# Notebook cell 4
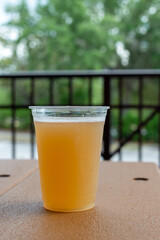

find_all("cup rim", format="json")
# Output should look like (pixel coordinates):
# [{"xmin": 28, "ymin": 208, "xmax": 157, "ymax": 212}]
[{"xmin": 29, "ymin": 106, "xmax": 110, "ymax": 112}]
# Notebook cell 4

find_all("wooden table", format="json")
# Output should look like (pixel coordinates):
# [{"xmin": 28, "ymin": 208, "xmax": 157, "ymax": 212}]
[{"xmin": 0, "ymin": 160, "xmax": 160, "ymax": 240}]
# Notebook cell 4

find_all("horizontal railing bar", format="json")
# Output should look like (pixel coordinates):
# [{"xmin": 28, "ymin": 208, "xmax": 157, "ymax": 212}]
[{"xmin": 0, "ymin": 69, "xmax": 160, "ymax": 78}]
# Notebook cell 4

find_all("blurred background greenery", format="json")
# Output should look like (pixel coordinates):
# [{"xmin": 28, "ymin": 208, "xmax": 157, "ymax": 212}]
[{"xmin": 0, "ymin": 0, "xmax": 160, "ymax": 143}]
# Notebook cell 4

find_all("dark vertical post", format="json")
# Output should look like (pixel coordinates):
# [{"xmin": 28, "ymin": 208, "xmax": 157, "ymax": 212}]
[
  {"xmin": 30, "ymin": 78, "xmax": 35, "ymax": 159},
  {"xmin": 11, "ymin": 77, "xmax": 16, "ymax": 158},
  {"xmin": 138, "ymin": 77, "xmax": 143, "ymax": 161},
  {"xmin": 88, "ymin": 77, "xmax": 92, "ymax": 106},
  {"xmin": 103, "ymin": 76, "xmax": 111, "ymax": 160},
  {"xmin": 49, "ymin": 77, "xmax": 54, "ymax": 105},
  {"xmin": 158, "ymin": 78, "xmax": 160, "ymax": 167},
  {"xmin": 118, "ymin": 77, "xmax": 123, "ymax": 161},
  {"xmin": 68, "ymin": 77, "xmax": 73, "ymax": 105}
]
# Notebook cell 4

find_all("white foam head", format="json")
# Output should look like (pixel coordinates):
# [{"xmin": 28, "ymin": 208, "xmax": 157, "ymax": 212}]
[{"xmin": 34, "ymin": 116, "xmax": 105, "ymax": 123}]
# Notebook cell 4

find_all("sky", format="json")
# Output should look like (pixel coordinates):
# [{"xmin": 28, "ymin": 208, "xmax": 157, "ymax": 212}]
[
  {"xmin": 0, "ymin": 0, "xmax": 37, "ymax": 24},
  {"xmin": 0, "ymin": 0, "xmax": 37, "ymax": 60}
]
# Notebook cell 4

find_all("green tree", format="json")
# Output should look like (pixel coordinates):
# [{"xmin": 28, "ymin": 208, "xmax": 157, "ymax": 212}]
[
  {"xmin": 1, "ymin": 0, "xmax": 122, "ymax": 70},
  {"xmin": 1, "ymin": 0, "xmax": 160, "ymax": 70},
  {"xmin": 120, "ymin": 0, "xmax": 160, "ymax": 68}
]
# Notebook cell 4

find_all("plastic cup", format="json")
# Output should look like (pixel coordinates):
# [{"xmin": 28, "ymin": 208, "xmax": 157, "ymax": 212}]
[{"xmin": 29, "ymin": 106, "xmax": 109, "ymax": 212}]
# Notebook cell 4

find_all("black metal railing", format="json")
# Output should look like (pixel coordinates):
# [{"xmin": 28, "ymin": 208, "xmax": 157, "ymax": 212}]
[{"xmin": 0, "ymin": 69, "xmax": 160, "ymax": 164}]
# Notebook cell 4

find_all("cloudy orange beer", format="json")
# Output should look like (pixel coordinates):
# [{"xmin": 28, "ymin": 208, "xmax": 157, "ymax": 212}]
[{"xmin": 30, "ymin": 106, "xmax": 109, "ymax": 212}]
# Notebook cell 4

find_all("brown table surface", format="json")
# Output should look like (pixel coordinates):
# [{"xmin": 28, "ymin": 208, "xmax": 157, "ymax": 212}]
[{"xmin": 0, "ymin": 160, "xmax": 160, "ymax": 240}]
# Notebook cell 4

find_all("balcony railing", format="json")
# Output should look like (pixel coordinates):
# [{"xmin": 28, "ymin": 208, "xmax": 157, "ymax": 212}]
[{"xmin": 0, "ymin": 69, "xmax": 160, "ymax": 164}]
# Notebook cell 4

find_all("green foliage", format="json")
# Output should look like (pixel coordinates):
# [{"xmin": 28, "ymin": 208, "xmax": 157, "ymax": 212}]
[
  {"xmin": 0, "ymin": 0, "xmax": 122, "ymax": 70},
  {"xmin": 0, "ymin": 80, "xmax": 11, "ymax": 105},
  {"xmin": 0, "ymin": 108, "xmax": 30, "ymax": 130},
  {"xmin": 0, "ymin": 109, "xmax": 12, "ymax": 128},
  {"xmin": 111, "ymin": 109, "xmax": 159, "ymax": 142},
  {"xmin": 34, "ymin": 80, "xmax": 50, "ymax": 105},
  {"xmin": 15, "ymin": 109, "xmax": 31, "ymax": 130},
  {"xmin": 1, "ymin": 0, "xmax": 160, "ymax": 70}
]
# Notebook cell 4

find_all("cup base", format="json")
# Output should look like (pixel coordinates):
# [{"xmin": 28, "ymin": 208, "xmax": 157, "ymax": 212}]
[{"xmin": 43, "ymin": 202, "xmax": 95, "ymax": 212}]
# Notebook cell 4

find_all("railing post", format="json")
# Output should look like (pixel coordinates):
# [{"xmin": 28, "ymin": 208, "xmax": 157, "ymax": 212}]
[
  {"xmin": 103, "ymin": 76, "xmax": 111, "ymax": 160},
  {"xmin": 118, "ymin": 77, "xmax": 123, "ymax": 161},
  {"xmin": 49, "ymin": 77, "xmax": 54, "ymax": 105},
  {"xmin": 11, "ymin": 77, "xmax": 16, "ymax": 158},
  {"xmin": 158, "ymin": 77, "xmax": 160, "ymax": 167},
  {"xmin": 138, "ymin": 77, "xmax": 143, "ymax": 161},
  {"xmin": 68, "ymin": 77, "xmax": 73, "ymax": 105},
  {"xmin": 30, "ymin": 77, "xmax": 35, "ymax": 159}
]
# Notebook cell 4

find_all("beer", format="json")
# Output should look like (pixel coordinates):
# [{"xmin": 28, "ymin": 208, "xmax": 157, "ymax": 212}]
[{"xmin": 35, "ymin": 119, "xmax": 104, "ymax": 212}]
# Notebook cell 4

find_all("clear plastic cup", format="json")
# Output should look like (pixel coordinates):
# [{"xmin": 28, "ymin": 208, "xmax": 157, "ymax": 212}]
[{"xmin": 29, "ymin": 106, "xmax": 109, "ymax": 212}]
